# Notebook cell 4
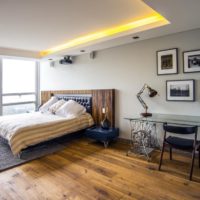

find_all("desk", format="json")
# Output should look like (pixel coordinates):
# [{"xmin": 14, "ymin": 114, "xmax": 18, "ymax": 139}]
[{"xmin": 125, "ymin": 114, "xmax": 200, "ymax": 160}]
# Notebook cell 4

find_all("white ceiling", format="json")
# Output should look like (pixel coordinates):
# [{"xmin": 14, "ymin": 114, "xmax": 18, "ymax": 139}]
[{"xmin": 0, "ymin": 0, "xmax": 200, "ymax": 58}]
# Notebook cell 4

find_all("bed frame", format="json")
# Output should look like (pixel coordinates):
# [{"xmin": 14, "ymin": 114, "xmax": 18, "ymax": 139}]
[
  {"xmin": 0, "ymin": 90, "xmax": 115, "ymax": 157},
  {"xmin": 0, "ymin": 94, "xmax": 93, "ymax": 145}
]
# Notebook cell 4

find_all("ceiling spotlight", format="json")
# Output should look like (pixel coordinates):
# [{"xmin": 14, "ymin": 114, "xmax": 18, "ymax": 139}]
[
  {"xmin": 80, "ymin": 50, "xmax": 85, "ymax": 52},
  {"xmin": 132, "ymin": 36, "xmax": 140, "ymax": 40}
]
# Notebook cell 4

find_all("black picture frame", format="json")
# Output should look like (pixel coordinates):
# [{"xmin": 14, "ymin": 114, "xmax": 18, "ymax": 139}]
[
  {"xmin": 157, "ymin": 48, "xmax": 178, "ymax": 75},
  {"xmin": 166, "ymin": 79, "xmax": 195, "ymax": 101},
  {"xmin": 183, "ymin": 49, "xmax": 200, "ymax": 73}
]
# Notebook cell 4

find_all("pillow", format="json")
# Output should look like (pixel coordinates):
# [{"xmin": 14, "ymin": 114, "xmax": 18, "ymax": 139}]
[
  {"xmin": 48, "ymin": 99, "xmax": 66, "ymax": 114},
  {"xmin": 55, "ymin": 100, "xmax": 86, "ymax": 118},
  {"xmin": 39, "ymin": 96, "xmax": 58, "ymax": 113}
]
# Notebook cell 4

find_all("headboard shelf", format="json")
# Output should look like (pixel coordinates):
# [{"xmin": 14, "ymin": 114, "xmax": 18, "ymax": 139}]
[{"xmin": 41, "ymin": 89, "xmax": 115, "ymax": 127}]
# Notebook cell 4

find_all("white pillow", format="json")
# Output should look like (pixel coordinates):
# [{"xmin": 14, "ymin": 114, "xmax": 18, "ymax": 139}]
[
  {"xmin": 39, "ymin": 96, "xmax": 58, "ymax": 113},
  {"xmin": 56, "ymin": 100, "xmax": 86, "ymax": 118},
  {"xmin": 48, "ymin": 99, "xmax": 66, "ymax": 114}
]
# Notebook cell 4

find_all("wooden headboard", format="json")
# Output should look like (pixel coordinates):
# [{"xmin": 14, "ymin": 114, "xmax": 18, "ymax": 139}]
[{"xmin": 41, "ymin": 89, "xmax": 115, "ymax": 127}]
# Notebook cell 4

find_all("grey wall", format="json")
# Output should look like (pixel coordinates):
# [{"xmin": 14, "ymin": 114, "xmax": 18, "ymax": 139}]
[{"xmin": 40, "ymin": 29, "xmax": 200, "ymax": 139}]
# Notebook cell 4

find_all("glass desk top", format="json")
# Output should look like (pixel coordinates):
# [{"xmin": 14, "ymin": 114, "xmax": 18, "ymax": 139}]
[{"xmin": 125, "ymin": 113, "xmax": 200, "ymax": 127}]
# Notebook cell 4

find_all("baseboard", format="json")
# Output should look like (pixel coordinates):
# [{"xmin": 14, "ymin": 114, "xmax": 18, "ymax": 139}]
[{"xmin": 117, "ymin": 137, "xmax": 130, "ymax": 144}]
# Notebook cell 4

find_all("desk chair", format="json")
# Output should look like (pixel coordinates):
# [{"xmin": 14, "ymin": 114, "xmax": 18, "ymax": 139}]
[{"xmin": 158, "ymin": 123, "xmax": 199, "ymax": 180}]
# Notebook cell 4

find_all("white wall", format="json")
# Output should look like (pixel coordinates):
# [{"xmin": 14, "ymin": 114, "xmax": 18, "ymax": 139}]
[{"xmin": 40, "ymin": 29, "xmax": 200, "ymax": 139}]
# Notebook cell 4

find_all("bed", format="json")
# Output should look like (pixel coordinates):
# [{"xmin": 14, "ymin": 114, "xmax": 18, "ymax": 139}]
[{"xmin": 0, "ymin": 94, "xmax": 94, "ymax": 155}]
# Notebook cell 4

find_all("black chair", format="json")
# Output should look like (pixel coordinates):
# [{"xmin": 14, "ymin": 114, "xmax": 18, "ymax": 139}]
[{"xmin": 158, "ymin": 123, "xmax": 199, "ymax": 180}]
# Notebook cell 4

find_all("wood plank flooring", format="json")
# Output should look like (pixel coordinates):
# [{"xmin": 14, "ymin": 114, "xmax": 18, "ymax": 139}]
[{"xmin": 0, "ymin": 138, "xmax": 199, "ymax": 200}]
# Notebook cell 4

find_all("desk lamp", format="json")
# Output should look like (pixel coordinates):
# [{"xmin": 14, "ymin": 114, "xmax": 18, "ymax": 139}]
[{"xmin": 137, "ymin": 84, "xmax": 158, "ymax": 117}]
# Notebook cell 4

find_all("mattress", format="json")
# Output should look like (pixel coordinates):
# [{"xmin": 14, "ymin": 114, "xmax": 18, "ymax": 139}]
[{"xmin": 0, "ymin": 112, "xmax": 94, "ymax": 155}]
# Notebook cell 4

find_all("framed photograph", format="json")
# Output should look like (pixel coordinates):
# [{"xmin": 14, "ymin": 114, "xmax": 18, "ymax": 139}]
[
  {"xmin": 166, "ymin": 79, "xmax": 195, "ymax": 101},
  {"xmin": 183, "ymin": 49, "xmax": 200, "ymax": 73},
  {"xmin": 157, "ymin": 48, "xmax": 178, "ymax": 75}
]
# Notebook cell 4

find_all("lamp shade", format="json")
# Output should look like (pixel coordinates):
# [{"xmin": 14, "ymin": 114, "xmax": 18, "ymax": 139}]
[{"xmin": 148, "ymin": 87, "xmax": 157, "ymax": 97}]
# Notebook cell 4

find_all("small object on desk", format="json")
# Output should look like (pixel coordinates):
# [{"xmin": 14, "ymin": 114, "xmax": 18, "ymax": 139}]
[{"xmin": 85, "ymin": 126, "xmax": 119, "ymax": 148}]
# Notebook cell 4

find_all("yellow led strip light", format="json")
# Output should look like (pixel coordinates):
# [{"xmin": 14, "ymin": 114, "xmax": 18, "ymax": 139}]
[{"xmin": 40, "ymin": 13, "xmax": 169, "ymax": 57}]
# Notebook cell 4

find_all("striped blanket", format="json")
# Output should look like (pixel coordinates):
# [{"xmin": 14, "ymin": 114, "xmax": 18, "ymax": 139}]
[{"xmin": 0, "ymin": 112, "xmax": 94, "ymax": 155}]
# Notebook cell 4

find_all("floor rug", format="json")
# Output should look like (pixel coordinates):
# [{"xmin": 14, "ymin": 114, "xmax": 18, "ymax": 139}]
[{"xmin": 0, "ymin": 139, "xmax": 65, "ymax": 172}]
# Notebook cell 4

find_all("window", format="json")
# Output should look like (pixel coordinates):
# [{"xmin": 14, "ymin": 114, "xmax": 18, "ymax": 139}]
[{"xmin": 0, "ymin": 57, "xmax": 40, "ymax": 115}]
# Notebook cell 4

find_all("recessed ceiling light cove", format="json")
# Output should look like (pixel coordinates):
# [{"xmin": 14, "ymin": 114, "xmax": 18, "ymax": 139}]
[{"xmin": 40, "ymin": 13, "xmax": 169, "ymax": 57}]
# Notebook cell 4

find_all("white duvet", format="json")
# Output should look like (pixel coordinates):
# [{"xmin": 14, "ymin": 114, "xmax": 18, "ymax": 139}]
[{"xmin": 0, "ymin": 112, "xmax": 94, "ymax": 155}]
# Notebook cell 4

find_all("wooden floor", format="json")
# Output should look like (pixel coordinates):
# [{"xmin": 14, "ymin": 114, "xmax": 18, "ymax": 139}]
[{"xmin": 0, "ymin": 138, "xmax": 199, "ymax": 200}]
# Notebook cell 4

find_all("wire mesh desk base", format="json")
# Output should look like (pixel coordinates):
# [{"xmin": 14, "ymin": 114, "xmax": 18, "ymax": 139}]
[
  {"xmin": 126, "ymin": 119, "xmax": 158, "ymax": 161},
  {"xmin": 125, "ymin": 113, "xmax": 200, "ymax": 160}
]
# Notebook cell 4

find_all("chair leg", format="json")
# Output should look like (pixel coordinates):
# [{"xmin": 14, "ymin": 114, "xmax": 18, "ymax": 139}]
[
  {"xmin": 169, "ymin": 147, "xmax": 172, "ymax": 160},
  {"xmin": 199, "ymin": 149, "xmax": 200, "ymax": 168},
  {"xmin": 158, "ymin": 142, "xmax": 165, "ymax": 171},
  {"xmin": 189, "ymin": 149, "xmax": 196, "ymax": 181}
]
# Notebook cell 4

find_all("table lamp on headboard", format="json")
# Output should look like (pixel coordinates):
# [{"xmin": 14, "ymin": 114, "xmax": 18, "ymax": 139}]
[{"xmin": 137, "ymin": 84, "xmax": 158, "ymax": 117}]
